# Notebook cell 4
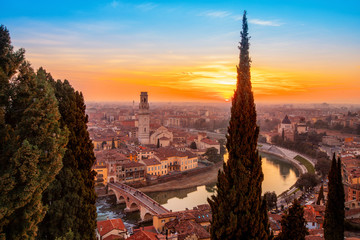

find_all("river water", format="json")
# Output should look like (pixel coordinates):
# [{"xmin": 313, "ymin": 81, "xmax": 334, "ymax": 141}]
[{"xmin": 96, "ymin": 152, "xmax": 299, "ymax": 223}]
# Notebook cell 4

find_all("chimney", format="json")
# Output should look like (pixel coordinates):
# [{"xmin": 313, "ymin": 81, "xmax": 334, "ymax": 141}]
[{"xmin": 107, "ymin": 216, "xmax": 109, "ymax": 220}]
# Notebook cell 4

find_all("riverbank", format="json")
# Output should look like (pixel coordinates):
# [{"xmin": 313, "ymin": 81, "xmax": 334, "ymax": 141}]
[
  {"xmin": 138, "ymin": 161, "xmax": 223, "ymax": 193},
  {"xmin": 258, "ymin": 143, "xmax": 316, "ymax": 175},
  {"xmin": 97, "ymin": 143, "xmax": 310, "ymax": 196}
]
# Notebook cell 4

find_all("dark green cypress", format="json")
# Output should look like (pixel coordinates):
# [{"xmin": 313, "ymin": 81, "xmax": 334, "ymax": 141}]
[
  {"xmin": 316, "ymin": 184, "xmax": 324, "ymax": 205},
  {"xmin": 337, "ymin": 157, "xmax": 345, "ymax": 236},
  {"xmin": 276, "ymin": 199, "xmax": 308, "ymax": 240},
  {"xmin": 208, "ymin": 11, "xmax": 270, "ymax": 239},
  {"xmin": 38, "ymin": 72, "xmax": 97, "ymax": 240},
  {"xmin": 0, "ymin": 27, "xmax": 67, "ymax": 239},
  {"xmin": 324, "ymin": 154, "xmax": 344, "ymax": 240}
]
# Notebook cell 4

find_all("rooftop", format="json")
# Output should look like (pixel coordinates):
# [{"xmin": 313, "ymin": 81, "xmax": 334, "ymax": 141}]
[{"xmin": 97, "ymin": 218, "xmax": 126, "ymax": 236}]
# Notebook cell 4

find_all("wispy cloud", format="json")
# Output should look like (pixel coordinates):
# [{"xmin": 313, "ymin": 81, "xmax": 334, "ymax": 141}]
[
  {"xmin": 136, "ymin": 3, "xmax": 157, "ymax": 12},
  {"xmin": 249, "ymin": 19, "xmax": 282, "ymax": 27},
  {"xmin": 201, "ymin": 11, "xmax": 231, "ymax": 18}
]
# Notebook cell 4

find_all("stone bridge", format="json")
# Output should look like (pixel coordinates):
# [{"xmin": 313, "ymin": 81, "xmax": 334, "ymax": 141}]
[{"xmin": 108, "ymin": 182, "xmax": 169, "ymax": 221}]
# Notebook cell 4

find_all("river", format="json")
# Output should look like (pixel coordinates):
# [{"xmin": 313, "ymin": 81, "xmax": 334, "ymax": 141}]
[{"xmin": 96, "ymin": 152, "xmax": 299, "ymax": 222}]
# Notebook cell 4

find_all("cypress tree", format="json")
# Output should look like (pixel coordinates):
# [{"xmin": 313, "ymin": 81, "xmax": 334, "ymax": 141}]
[
  {"xmin": 208, "ymin": 11, "xmax": 270, "ymax": 239},
  {"xmin": 276, "ymin": 199, "xmax": 308, "ymax": 240},
  {"xmin": 337, "ymin": 157, "xmax": 345, "ymax": 235},
  {"xmin": 38, "ymin": 72, "xmax": 97, "ymax": 240},
  {"xmin": 316, "ymin": 184, "xmax": 324, "ymax": 205},
  {"xmin": 324, "ymin": 154, "xmax": 344, "ymax": 239},
  {"xmin": 0, "ymin": 26, "xmax": 67, "ymax": 239},
  {"xmin": 112, "ymin": 138, "xmax": 116, "ymax": 149}
]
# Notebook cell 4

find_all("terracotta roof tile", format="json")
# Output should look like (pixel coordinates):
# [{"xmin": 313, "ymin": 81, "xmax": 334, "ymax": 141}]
[
  {"xmin": 97, "ymin": 218, "xmax": 126, "ymax": 236},
  {"xmin": 127, "ymin": 230, "xmax": 158, "ymax": 240},
  {"xmin": 142, "ymin": 158, "xmax": 161, "ymax": 166}
]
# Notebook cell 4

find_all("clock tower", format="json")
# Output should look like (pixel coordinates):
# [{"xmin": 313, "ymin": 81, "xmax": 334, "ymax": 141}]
[{"xmin": 138, "ymin": 92, "xmax": 150, "ymax": 144}]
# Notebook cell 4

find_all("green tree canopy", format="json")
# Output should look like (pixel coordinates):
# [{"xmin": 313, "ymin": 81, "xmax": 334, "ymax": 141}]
[
  {"xmin": 0, "ymin": 25, "xmax": 67, "ymax": 239},
  {"xmin": 38, "ymin": 74, "xmax": 97, "ymax": 240},
  {"xmin": 295, "ymin": 173, "xmax": 319, "ymax": 192}
]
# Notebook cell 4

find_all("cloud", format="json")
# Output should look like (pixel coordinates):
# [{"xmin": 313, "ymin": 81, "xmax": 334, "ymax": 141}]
[
  {"xmin": 201, "ymin": 11, "xmax": 231, "ymax": 18},
  {"xmin": 249, "ymin": 19, "xmax": 282, "ymax": 27},
  {"xmin": 136, "ymin": 3, "xmax": 157, "ymax": 11}
]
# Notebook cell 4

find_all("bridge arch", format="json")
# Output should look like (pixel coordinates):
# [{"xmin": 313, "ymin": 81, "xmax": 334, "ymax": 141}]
[
  {"xmin": 143, "ymin": 213, "xmax": 152, "ymax": 221},
  {"xmin": 107, "ymin": 182, "xmax": 170, "ymax": 221},
  {"xmin": 129, "ymin": 202, "xmax": 139, "ymax": 211}
]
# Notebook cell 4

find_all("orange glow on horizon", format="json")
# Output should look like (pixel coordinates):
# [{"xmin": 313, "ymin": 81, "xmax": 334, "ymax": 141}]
[{"xmin": 26, "ymin": 50, "xmax": 360, "ymax": 104}]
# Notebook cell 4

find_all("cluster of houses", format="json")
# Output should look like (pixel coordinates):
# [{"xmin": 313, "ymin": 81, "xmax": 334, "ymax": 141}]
[
  {"xmin": 90, "ymin": 92, "xmax": 222, "ymax": 186},
  {"xmin": 96, "ymin": 204, "xmax": 212, "ymax": 240},
  {"xmin": 96, "ymin": 200, "xmax": 360, "ymax": 240}
]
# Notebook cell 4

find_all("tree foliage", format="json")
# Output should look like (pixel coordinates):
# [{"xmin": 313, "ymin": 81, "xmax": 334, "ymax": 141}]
[
  {"xmin": 276, "ymin": 199, "xmax": 308, "ymax": 240},
  {"xmin": 317, "ymin": 184, "xmax": 324, "ymax": 205},
  {"xmin": 204, "ymin": 147, "xmax": 222, "ymax": 163},
  {"xmin": 315, "ymin": 158, "xmax": 331, "ymax": 179},
  {"xmin": 264, "ymin": 191, "xmax": 277, "ymax": 210},
  {"xmin": 295, "ymin": 173, "xmax": 319, "ymax": 192},
  {"xmin": 271, "ymin": 135, "xmax": 328, "ymax": 160},
  {"xmin": 0, "ymin": 25, "xmax": 67, "ymax": 239},
  {"xmin": 37, "ymin": 71, "xmax": 97, "ymax": 239},
  {"xmin": 324, "ymin": 154, "xmax": 345, "ymax": 240},
  {"xmin": 208, "ymin": 11, "xmax": 271, "ymax": 240}
]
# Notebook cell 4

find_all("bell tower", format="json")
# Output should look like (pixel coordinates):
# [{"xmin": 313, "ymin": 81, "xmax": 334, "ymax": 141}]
[{"xmin": 138, "ymin": 92, "xmax": 150, "ymax": 144}]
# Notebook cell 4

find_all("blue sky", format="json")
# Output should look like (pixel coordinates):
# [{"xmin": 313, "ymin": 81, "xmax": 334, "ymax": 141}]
[{"xmin": 1, "ymin": 0, "xmax": 359, "ymax": 102}]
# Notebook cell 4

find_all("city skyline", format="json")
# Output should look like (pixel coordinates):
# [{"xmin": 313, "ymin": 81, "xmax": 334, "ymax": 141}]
[{"xmin": 2, "ymin": 0, "xmax": 359, "ymax": 103}]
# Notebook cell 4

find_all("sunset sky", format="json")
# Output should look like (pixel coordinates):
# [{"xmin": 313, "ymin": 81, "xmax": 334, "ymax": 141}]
[{"xmin": 2, "ymin": 0, "xmax": 359, "ymax": 103}]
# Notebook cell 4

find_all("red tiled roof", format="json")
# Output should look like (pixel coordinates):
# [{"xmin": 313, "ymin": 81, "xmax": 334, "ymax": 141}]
[
  {"xmin": 312, "ymin": 205, "xmax": 325, "ymax": 213},
  {"xmin": 268, "ymin": 213, "xmax": 282, "ymax": 222},
  {"xmin": 308, "ymin": 229, "xmax": 324, "ymax": 236},
  {"xmin": 103, "ymin": 234, "xmax": 123, "ymax": 240},
  {"xmin": 97, "ymin": 218, "xmax": 126, "ymax": 236},
  {"xmin": 166, "ymin": 219, "xmax": 210, "ymax": 240},
  {"xmin": 95, "ymin": 149, "xmax": 128, "ymax": 162},
  {"xmin": 142, "ymin": 158, "xmax": 161, "ymax": 166},
  {"xmin": 121, "ymin": 161, "xmax": 145, "ymax": 168},
  {"xmin": 304, "ymin": 206, "xmax": 316, "ymax": 222},
  {"xmin": 346, "ymin": 208, "xmax": 360, "ymax": 217},
  {"xmin": 154, "ymin": 147, "xmax": 197, "ymax": 160},
  {"xmin": 127, "ymin": 230, "xmax": 158, "ymax": 240},
  {"xmin": 200, "ymin": 138, "xmax": 218, "ymax": 145}
]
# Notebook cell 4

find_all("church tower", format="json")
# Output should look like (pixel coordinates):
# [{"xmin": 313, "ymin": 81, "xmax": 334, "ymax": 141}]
[{"xmin": 138, "ymin": 92, "xmax": 150, "ymax": 144}]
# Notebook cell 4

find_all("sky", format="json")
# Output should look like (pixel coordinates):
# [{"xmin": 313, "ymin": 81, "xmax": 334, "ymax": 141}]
[{"xmin": 1, "ymin": 0, "xmax": 359, "ymax": 103}]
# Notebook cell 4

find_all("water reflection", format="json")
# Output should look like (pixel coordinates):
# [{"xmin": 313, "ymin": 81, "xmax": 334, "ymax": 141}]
[
  {"xmin": 96, "ymin": 152, "xmax": 300, "ymax": 221},
  {"xmin": 149, "ymin": 152, "xmax": 299, "ymax": 211}
]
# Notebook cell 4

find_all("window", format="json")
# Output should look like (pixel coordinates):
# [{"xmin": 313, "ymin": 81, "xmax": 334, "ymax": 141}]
[{"xmin": 161, "ymin": 220, "xmax": 165, "ymax": 223}]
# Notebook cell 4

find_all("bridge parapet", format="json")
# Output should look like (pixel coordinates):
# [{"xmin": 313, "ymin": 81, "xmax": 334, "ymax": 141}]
[{"xmin": 108, "ymin": 182, "xmax": 169, "ymax": 221}]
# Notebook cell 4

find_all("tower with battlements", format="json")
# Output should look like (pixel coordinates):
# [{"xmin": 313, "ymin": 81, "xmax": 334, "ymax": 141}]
[{"xmin": 138, "ymin": 92, "xmax": 150, "ymax": 144}]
